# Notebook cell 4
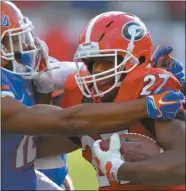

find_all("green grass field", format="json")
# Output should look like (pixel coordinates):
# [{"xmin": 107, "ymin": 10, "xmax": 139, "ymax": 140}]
[{"xmin": 67, "ymin": 149, "xmax": 98, "ymax": 190}]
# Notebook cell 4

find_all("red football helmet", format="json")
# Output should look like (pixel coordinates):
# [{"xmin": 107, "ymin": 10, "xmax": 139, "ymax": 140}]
[
  {"xmin": 1, "ymin": 1, "xmax": 46, "ymax": 78},
  {"xmin": 74, "ymin": 11, "xmax": 154, "ymax": 98}
]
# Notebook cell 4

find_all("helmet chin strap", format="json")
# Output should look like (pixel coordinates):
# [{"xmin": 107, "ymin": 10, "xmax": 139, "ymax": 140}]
[
  {"xmin": 91, "ymin": 87, "xmax": 101, "ymax": 103},
  {"xmin": 90, "ymin": 78, "xmax": 121, "ymax": 103}
]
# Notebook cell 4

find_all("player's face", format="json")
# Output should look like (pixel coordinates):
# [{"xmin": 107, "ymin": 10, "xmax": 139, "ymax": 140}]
[
  {"xmin": 92, "ymin": 57, "xmax": 114, "ymax": 75},
  {"xmin": 91, "ymin": 56, "xmax": 121, "ymax": 89},
  {"xmin": 3, "ymin": 35, "xmax": 31, "ymax": 55},
  {"xmin": 1, "ymin": 33, "xmax": 36, "ymax": 71},
  {"xmin": 91, "ymin": 57, "xmax": 115, "ymax": 90}
]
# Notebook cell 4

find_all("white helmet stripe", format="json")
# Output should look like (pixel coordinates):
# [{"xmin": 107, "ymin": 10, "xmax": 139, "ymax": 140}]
[
  {"xmin": 85, "ymin": 12, "xmax": 105, "ymax": 43},
  {"xmin": 85, "ymin": 11, "xmax": 124, "ymax": 43}
]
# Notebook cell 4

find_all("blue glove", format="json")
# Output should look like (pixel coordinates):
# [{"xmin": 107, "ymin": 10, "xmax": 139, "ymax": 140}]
[
  {"xmin": 153, "ymin": 46, "xmax": 185, "ymax": 85},
  {"xmin": 146, "ymin": 89, "xmax": 184, "ymax": 120}
]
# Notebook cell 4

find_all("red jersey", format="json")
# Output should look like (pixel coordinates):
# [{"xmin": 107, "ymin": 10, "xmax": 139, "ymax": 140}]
[{"xmin": 62, "ymin": 67, "xmax": 183, "ymax": 190}]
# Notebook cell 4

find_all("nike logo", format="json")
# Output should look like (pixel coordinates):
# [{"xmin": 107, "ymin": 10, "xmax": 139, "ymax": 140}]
[{"xmin": 159, "ymin": 98, "xmax": 178, "ymax": 105}]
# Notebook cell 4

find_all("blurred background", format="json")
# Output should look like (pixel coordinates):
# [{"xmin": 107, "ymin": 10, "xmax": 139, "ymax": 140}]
[
  {"xmin": 14, "ymin": 1, "xmax": 185, "ymax": 69},
  {"xmin": 13, "ymin": 1, "xmax": 185, "ymax": 190}
]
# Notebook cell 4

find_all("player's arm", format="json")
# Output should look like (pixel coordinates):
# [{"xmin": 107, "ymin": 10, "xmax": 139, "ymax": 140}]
[
  {"xmin": 33, "ymin": 88, "xmax": 52, "ymax": 105},
  {"xmin": 93, "ymin": 71, "xmax": 184, "ymax": 186},
  {"xmin": 36, "ymin": 91, "xmax": 81, "ymax": 158},
  {"xmin": 36, "ymin": 136, "xmax": 81, "ymax": 158},
  {"xmin": 117, "ymin": 117, "xmax": 185, "ymax": 186},
  {"xmin": 2, "ymin": 95, "xmax": 148, "ymax": 135},
  {"xmin": 115, "ymin": 72, "xmax": 185, "ymax": 186}
]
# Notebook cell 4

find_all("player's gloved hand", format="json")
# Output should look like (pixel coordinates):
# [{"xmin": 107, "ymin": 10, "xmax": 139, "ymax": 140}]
[
  {"xmin": 153, "ymin": 46, "xmax": 185, "ymax": 85},
  {"xmin": 93, "ymin": 133, "xmax": 124, "ymax": 182},
  {"xmin": 35, "ymin": 37, "xmax": 49, "ymax": 65},
  {"xmin": 146, "ymin": 89, "xmax": 184, "ymax": 120},
  {"xmin": 32, "ymin": 38, "xmax": 54, "ymax": 94},
  {"xmin": 32, "ymin": 70, "xmax": 54, "ymax": 94}
]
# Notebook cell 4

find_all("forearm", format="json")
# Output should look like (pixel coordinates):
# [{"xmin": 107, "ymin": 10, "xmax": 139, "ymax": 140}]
[
  {"xmin": 118, "ymin": 150, "xmax": 185, "ymax": 186},
  {"xmin": 67, "ymin": 98, "xmax": 147, "ymax": 134},
  {"xmin": 117, "ymin": 118, "xmax": 185, "ymax": 186},
  {"xmin": 3, "ymin": 97, "xmax": 147, "ymax": 135},
  {"xmin": 34, "ymin": 90, "xmax": 52, "ymax": 104},
  {"xmin": 28, "ymin": 98, "xmax": 146, "ymax": 135},
  {"xmin": 36, "ymin": 136, "xmax": 80, "ymax": 158}
]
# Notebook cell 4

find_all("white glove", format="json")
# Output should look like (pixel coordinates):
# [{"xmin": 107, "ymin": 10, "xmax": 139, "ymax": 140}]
[
  {"xmin": 32, "ymin": 70, "xmax": 54, "ymax": 94},
  {"xmin": 93, "ymin": 133, "xmax": 125, "ymax": 182},
  {"xmin": 34, "ymin": 37, "xmax": 49, "ymax": 63},
  {"xmin": 32, "ymin": 38, "xmax": 54, "ymax": 94}
]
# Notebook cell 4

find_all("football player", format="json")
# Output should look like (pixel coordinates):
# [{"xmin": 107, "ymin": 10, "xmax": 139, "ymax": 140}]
[
  {"xmin": 37, "ymin": 58, "xmax": 74, "ymax": 190},
  {"xmin": 58, "ymin": 11, "xmax": 185, "ymax": 190},
  {"xmin": 2, "ymin": 3, "xmax": 181, "ymax": 190}
]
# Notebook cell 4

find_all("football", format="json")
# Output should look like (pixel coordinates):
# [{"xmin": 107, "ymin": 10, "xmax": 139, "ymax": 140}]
[{"xmin": 100, "ymin": 133, "xmax": 162, "ymax": 162}]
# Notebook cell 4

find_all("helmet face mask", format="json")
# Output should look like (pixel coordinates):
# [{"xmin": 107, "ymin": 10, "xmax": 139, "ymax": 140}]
[
  {"xmin": 74, "ymin": 11, "xmax": 154, "ymax": 99},
  {"xmin": 74, "ymin": 42, "xmax": 139, "ymax": 98},
  {"xmin": 1, "ymin": 1, "xmax": 45, "ymax": 78}
]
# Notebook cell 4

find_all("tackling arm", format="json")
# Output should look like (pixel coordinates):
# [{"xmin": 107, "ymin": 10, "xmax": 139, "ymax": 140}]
[
  {"xmin": 2, "ymin": 95, "xmax": 147, "ymax": 135},
  {"xmin": 36, "ymin": 136, "xmax": 81, "ymax": 158},
  {"xmin": 117, "ymin": 117, "xmax": 185, "ymax": 186}
]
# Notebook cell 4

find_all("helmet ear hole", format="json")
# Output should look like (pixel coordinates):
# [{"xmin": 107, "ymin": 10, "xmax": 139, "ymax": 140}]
[{"xmin": 138, "ymin": 56, "xmax": 145, "ymax": 65}]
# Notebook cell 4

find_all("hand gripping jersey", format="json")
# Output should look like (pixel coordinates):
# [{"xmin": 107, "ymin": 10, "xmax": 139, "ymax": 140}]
[
  {"xmin": 1, "ymin": 69, "xmax": 37, "ymax": 190},
  {"xmin": 62, "ymin": 67, "xmax": 184, "ymax": 190}
]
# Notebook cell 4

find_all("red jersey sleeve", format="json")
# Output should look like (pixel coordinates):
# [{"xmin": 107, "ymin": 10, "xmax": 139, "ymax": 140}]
[{"xmin": 115, "ymin": 68, "xmax": 181, "ymax": 102}]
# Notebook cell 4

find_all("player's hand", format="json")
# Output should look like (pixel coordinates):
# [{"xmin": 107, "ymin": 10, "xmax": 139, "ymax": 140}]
[
  {"xmin": 153, "ymin": 46, "xmax": 185, "ymax": 85},
  {"xmin": 32, "ymin": 38, "xmax": 54, "ymax": 94},
  {"xmin": 32, "ymin": 70, "xmax": 54, "ymax": 94},
  {"xmin": 93, "ymin": 133, "xmax": 124, "ymax": 182},
  {"xmin": 34, "ymin": 37, "xmax": 49, "ymax": 66},
  {"xmin": 146, "ymin": 89, "xmax": 184, "ymax": 120}
]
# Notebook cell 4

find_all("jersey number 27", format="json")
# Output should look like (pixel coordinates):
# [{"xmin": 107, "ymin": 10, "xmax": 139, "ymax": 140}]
[{"xmin": 140, "ymin": 73, "xmax": 170, "ymax": 96}]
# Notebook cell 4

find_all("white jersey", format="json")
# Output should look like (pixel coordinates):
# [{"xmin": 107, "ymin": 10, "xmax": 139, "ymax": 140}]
[
  {"xmin": 49, "ymin": 59, "xmax": 84, "ymax": 91},
  {"xmin": 32, "ymin": 56, "xmax": 85, "ymax": 93}
]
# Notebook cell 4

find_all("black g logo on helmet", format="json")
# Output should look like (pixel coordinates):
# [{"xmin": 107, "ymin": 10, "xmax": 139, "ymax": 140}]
[{"xmin": 122, "ymin": 21, "xmax": 145, "ymax": 41}]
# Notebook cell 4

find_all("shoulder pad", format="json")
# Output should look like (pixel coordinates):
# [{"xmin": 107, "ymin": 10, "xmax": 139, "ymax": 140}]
[
  {"xmin": 62, "ymin": 69, "xmax": 88, "ymax": 108},
  {"xmin": 116, "ymin": 68, "xmax": 181, "ymax": 102},
  {"xmin": 125, "ymin": 68, "xmax": 181, "ymax": 89}
]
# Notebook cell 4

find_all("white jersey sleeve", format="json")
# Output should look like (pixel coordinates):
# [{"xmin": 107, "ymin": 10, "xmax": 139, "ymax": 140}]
[
  {"xmin": 50, "ymin": 61, "xmax": 85, "ymax": 91},
  {"xmin": 32, "ymin": 55, "xmax": 85, "ymax": 93}
]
